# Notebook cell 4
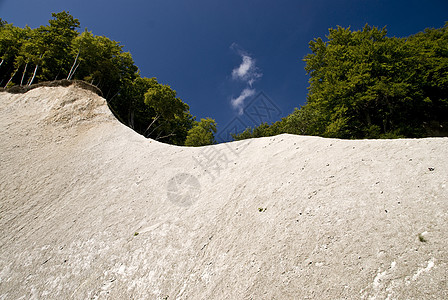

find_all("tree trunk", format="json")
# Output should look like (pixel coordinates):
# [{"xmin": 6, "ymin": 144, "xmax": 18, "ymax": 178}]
[
  {"xmin": 4, "ymin": 66, "xmax": 19, "ymax": 88},
  {"xmin": 68, "ymin": 62, "xmax": 80, "ymax": 80},
  {"xmin": 128, "ymin": 110, "xmax": 135, "ymax": 129},
  {"xmin": 365, "ymin": 111, "xmax": 372, "ymax": 126},
  {"xmin": 28, "ymin": 54, "xmax": 42, "ymax": 86},
  {"xmin": 67, "ymin": 50, "xmax": 80, "ymax": 80},
  {"xmin": 384, "ymin": 95, "xmax": 394, "ymax": 133},
  {"xmin": 0, "ymin": 59, "xmax": 4, "ymax": 68},
  {"xmin": 147, "ymin": 115, "xmax": 164, "ymax": 137},
  {"xmin": 28, "ymin": 64, "xmax": 39, "ymax": 86},
  {"xmin": 20, "ymin": 63, "xmax": 28, "ymax": 86},
  {"xmin": 54, "ymin": 71, "xmax": 61, "ymax": 81},
  {"xmin": 156, "ymin": 132, "xmax": 175, "ymax": 141},
  {"xmin": 144, "ymin": 115, "xmax": 160, "ymax": 136}
]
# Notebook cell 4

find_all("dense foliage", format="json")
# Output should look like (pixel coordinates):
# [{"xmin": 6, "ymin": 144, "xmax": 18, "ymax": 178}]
[
  {"xmin": 185, "ymin": 118, "xmax": 218, "ymax": 147},
  {"xmin": 233, "ymin": 23, "xmax": 448, "ymax": 140},
  {"xmin": 0, "ymin": 12, "xmax": 216, "ymax": 146},
  {"xmin": 108, "ymin": 77, "xmax": 198, "ymax": 145}
]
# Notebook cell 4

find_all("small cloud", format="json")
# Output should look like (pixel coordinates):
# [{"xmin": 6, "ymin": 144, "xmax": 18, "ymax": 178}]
[
  {"xmin": 231, "ymin": 88, "xmax": 255, "ymax": 115},
  {"xmin": 232, "ymin": 55, "xmax": 254, "ymax": 80},
  {"xmin": 228, "ymin": 43, "xmax": 262, "ymax": 114},
  {"xmin": 230, "ymin": 43, "xmax": 262, "ymax": 87}
]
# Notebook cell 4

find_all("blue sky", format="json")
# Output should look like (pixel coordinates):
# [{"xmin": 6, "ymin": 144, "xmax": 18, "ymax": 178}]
[{"xmin": 1, "ymin": 0, "xmax": 447, "ymax": 139}]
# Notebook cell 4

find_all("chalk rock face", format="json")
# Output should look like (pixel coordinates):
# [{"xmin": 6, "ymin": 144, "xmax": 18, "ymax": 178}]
[{"xmin": 0, "ymin": 86, "xmax": 447, "ymax": 299}]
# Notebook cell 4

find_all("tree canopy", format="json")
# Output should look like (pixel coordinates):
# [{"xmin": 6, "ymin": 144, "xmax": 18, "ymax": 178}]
[
  {"xmin": 185, "ymin": 118, "xmax": 217, "ymax": 147},
  {"xmin": 3, "ymin": 13, "xmax": 446, "ymax": 143}
]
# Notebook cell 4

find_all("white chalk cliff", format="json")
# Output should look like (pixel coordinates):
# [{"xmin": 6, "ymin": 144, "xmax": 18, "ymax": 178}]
[{"xmin": 1, "ymin": 86, "xmax": 447, "ymax": 299}]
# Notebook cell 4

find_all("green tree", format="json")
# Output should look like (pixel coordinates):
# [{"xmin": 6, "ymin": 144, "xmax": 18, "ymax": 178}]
[
  {"xmin": 185, "ymin": 118, "xmax": 217, "ymax": 146},
  {"xmin": 283, "ymin": 105, "xmax": 322, "ymax": 135},
  {"xmin": 108, "ymin": 76, "xmax": 195, "ymax": 145},
  {"xmin": 0, "ymin": 23, "xmax": 28, "ymax": 86},
  {"xmin": 144, "ymin": 83, "xmax": 194, "ymax": 145},
  {"xmin": 231, "ymin": 121, "xmax": 285, "ymax": 141},
  {"xmin": 1, "ymin": 11, "xmax": 80, "ymax": 86},
  {"xmin": 109, "ymin": 77, "xmax": 158, "ymax": 132},
  {"xmin": 36, "ymin": 11, "xmax": 80, "ymax": 81},
  {"xmin": 15, "ymin": 26, "xmax": 44, "ymax": 86},
  {"xmin": 303, "ymin": 24, "xmax": 447, "ymax": 138},
  {"xmin": 405, "ymin": 22, "xmax": 448, "ymax": 135},
  {"xmin": 70, "ymin": 30, "xmax": 138, "ymax": 99},
  {"xmin": 1, "ymin": 11, "xmax": 138, "ymax": 94}
]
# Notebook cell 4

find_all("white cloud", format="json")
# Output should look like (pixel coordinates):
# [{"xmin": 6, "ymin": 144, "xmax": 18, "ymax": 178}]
[
  {"xmin": 231, "ymin": 88, "xmax": 255, "ymax": 115},
  {"xmin": 232, "ymin": 55, "xmax": 254, "ymax": 80},
  {"xmin": 228, "ymin": 43, "xmax": 262, "ymax": 114},
  {"xmin": 230, "ymin": 44, "xmax": 262, "ymax": 87}
]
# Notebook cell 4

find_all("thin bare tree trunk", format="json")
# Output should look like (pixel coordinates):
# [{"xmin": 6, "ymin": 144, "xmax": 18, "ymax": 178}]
[
  {"xmin": 156, "ymin": 132, "xmax": 175, "ymax": 141},
  {"xmin": 20, "ymin": 63, "xmax": 28, "ymax": 86},
  {"xmin": 128, "ymin": 110, "xmax": 135, "ymax": 129},
  {"xmin": 68, "ymin": 62, "xmax": 80, "ymax": 80},
  {"xmin": 144, "ymin": 115, "xmax": 160, "ymax": 136},
  {"xmin": 4, "ymin": 66, "xmax": 19, "ymax": 88},
  {"xmin": 28, "ymin": 64, "xmax": 38, "ymax": 86},
  {"xmin": 67, "ymin": 49, "xmax": 80, "ymax": 80},
  {"xmin": 28, "ymin": 55, "xmax": 42, "ymax": 86},
  {"xmin": 0, "ymin": 59, "xmax": 4, "ymax": 68},
  {"xmin": 147, "ymin": 116, "xmax": 164, "ymax": 137}
]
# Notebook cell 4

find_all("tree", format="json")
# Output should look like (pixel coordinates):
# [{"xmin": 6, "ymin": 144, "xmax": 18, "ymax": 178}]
[
  {"xmin": 144, "ymin": 83, "xmax": 194, "ymax": 145},
  {"xmin": 109, "ymin": 76, "xmax": 158, "ymax": 131},
  {"xmin": 16, "ymin": 26, "xmax": 44, "ymax": 86},
  {"xmin": 106, "ymin": 76, "xmax": 195, "ymax": 145},
  {"xmin": 69, "ymin": 30, "xmax": 138, "ymax": 99},
  {"xmin": 283, "ymin": 105, "xmax": 322, "ymax": 135},
  {"xmin": 231, "ymin": 120, "xmax": 285, "ymax": 141},
  {"xmin": 36, "ymin": 11, "xmax": 80, "ymax": 81},
  {"xmin": 405, "ymin": 22, "xmax": 448, "ymax": 135},
  {"xmin": 185, "ymin": 118, "xmax": 217, "ymax": 146},
  {"xmin": 0, "ymin": 11, "xmax": 80, "ymax": 86},
  {"xmin": 303, "ymin": 24, "xmax": 447, "ymax": 138},
  {"xmin": 0, "ymin": 23, "xmax": 27, "ymax": 86}
]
